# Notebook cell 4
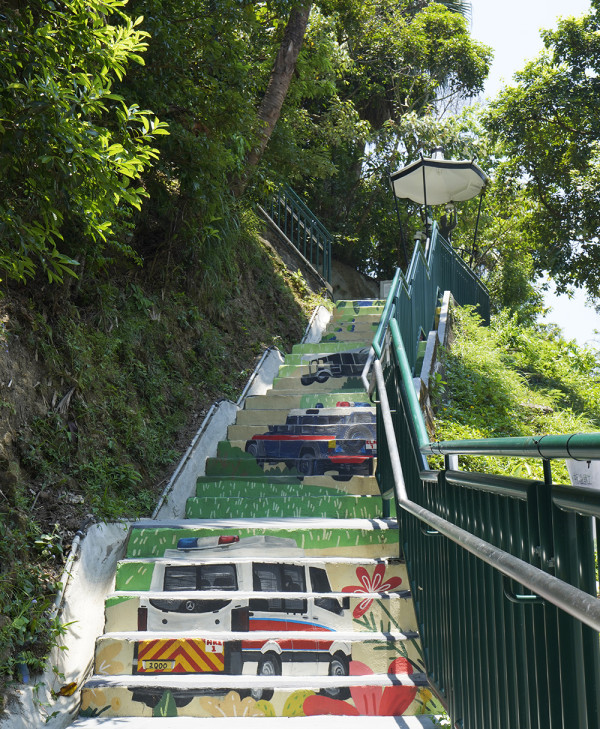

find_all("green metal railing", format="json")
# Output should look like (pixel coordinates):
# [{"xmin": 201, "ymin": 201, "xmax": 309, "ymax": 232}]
[
  {"xmin": 368, "ymin": 227, "xmax": 600, "ymax": 729},
  {"xmin": 372, "ymin": 222, "xmax": 489, "ymax": 370},
  {"xmin": 265, "ymin": 184, "xmax": 332, "ymax": 283}
]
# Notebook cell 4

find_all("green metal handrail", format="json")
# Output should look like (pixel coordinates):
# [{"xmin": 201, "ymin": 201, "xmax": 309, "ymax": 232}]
[
  {"xmin": 372, "ymin": 221, "xmax": 489, "ymax": 370},
  {"xmin": 370, "ymin": 233, "xmax": 600, "ymax": 729},
  {"xmin": 265, "ymin": 184, "xmax": 332, "ymax": 283}
]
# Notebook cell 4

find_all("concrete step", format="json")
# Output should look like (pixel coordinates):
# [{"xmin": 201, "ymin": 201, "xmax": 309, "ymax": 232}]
[
  {"xmin": 205, "ymin": 441, "xmax": 375, "ymax": 482},
  {"xmin": 205, "ymin": 456, "xmax": 374, "ymax": 482},
  {"xmin": 115, "ymin": 556, "xmax": 407, "ymax": 592},
  {"xmin": 240, "ymin": 394, "xmax": 372, "ymax": 414},
  {"xmin": 104, "ymin": 589, "xmax": 415, "ymax": 633},
  {"xmin": 194, "ymin": 475, "xmax": 380, "ymax": 496},
  {"xmin": 320, "ymin": 330, "xmax": 377, "ymax": 343},
  {"xmin": 333, "ymin": 299, "xmax": 386, "ymax": 314},
  {"xmin": 323, "ymin": 321, "xmax": 378, "ymax": 336},
  {"xmin": 282, "ymin": 351, "xmax": 372, "ymax": 366},
  {"xmin": 124, "ymin": 519, "xmax": 400, "ymax": 560},
  {"xmin": 291, "ymin": 342, "xmax": 370, "ymax": 355},
  {"xmin": 328, "ymin": 313, "xmax": 383, "ymax": 325},
  {"xmin": 194, "ymin": 479, "xmax": 354, "ymax": 498},
  {"xmin": 226, "ymin": 435, "xmax": 376, "ymax": 464},
  {"xmin": 93, "ymin": 630, "xmax": 421, "ymax": 677},
  {"xmin": 227, "ymin": 418, "xmax": 375, "ymax": 442},
  {"xmin": 185, "ymin": 494, "xmax": 388, "ymax": 520},
  {"xmin": 274, "ymin": 361, "xmax": 370, "ymax": 380},
  {"xmin": 270, "ymin": 375, "xmax": 364, "ymax": 393},
  {"xmin": 80, "ymin": 667, "xmax": 430, "ymax": 718}
]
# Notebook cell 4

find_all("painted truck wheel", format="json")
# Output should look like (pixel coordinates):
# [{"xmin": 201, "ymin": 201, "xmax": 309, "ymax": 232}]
[
  {"xmin": 322, "ymin": 652, "xmax": 351, "ymax": 699},
  {"xmin": 250, "ymin": 653, "xmax": 280, "ymax": 701}
]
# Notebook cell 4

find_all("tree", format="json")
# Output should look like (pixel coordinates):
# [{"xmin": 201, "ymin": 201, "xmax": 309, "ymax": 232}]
[
  {"xmin": 285, "ymin": 1, "xmax": 491, "ymax": 278},
  {"xmin": 232, "ymin": 3, "xmax": 313, "ymax": 196},
  {"xmin": 484, "ymin": 0, "xmax": 600, "ymax": 299},
  {"xmin": 0, "ymin": 0, "xmax": 167, "ymax": 285}
]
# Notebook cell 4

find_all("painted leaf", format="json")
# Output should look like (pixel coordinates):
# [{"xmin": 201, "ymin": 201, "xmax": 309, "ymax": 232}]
[
  {"xmin": 283, "ymin": 689, "xmax": 315, "ymax": 716},
  {"xmin": 153, "ymin": 691, "xmax": 178, "ymax": 717},
  {"xmin": 303, "ymin": 694, "xmax": 359, "ymax": 716},
  {"xmin": 255, "ymin": 700, "xmax": 276, "ymax": 717},
  {"xmin": 379, "ymin": 685, "xmax": 418, "ymax": 716}
]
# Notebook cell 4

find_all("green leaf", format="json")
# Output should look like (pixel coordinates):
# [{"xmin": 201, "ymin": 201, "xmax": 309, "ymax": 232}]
[{"xmin": 153, "ymin": 691, "xmax": 178, "ymax": 717}]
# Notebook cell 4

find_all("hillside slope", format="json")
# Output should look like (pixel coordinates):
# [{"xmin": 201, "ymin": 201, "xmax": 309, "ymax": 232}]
[{"xmin": 0, "ymin": 222, "xmax": 329, "ymax": 702}]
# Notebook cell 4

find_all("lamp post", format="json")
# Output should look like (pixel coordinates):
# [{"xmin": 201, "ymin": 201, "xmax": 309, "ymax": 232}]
[{"xmin": 390, "ymin": 147, "xmax": 488, "ymax": 262}]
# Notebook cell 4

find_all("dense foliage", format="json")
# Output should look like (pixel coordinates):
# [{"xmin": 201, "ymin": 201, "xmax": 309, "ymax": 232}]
[
  {"xmin": 484, "ymin": 0, "xmax": 600, "ymax": 299},
  {"xmin": 0, "ymin": 0, "xmax": 167, "ymax": 284},
  {"xmin": 0, "ymin": 0, "xmax": 492, "ymax": 290},
  {"xmin": 291, "ymin": 2, "xmax": 492, "ymax": 277}
]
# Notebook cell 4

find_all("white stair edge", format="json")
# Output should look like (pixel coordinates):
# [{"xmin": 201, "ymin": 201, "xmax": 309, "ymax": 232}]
[
  {"xmin": 117, "ymin": 556, "xmax": 403, "ymax": 566},
  {"xmin": 71, "ymin": 717, "xmax": 441, "ymax": 728},
  {"xmin": 108, "ymin": 589, "xmax": 411, "ymax": 600},
  {"xmin": 101, "ymin": 629, "xmax": 418, "ymax": 641},
  {"xmin": 84, "ymin": 672, "xmax": 428, "ymax": 689},
  {"xmin": 131, "ymin": 518, "xmax": 397, "ymax": 529}
]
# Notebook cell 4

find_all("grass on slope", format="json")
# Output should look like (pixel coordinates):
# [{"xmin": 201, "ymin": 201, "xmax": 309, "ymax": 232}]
[
  {"xmin": 432, "ymin": 305, "xmax": 600, "ymax": 483},
  {"xmin": 0, "ymin": 212, "xmax": 330, "ymax": 700}
]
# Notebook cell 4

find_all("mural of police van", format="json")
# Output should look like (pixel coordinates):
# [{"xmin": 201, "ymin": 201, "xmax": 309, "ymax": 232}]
[
  {"xmin": 243, "ymin": 407, "xmax": 376, "ymax": 478},
  {"xmin": 300, "ymin": 347, "xmax": 370, "ymax": 386},
  {"xmin": 284, "ymin": 406, "xmax": 375, "ymax": 434},
  {"xmin": 134, "ymin": 536, "xmax": 365, "ymax": 701}
]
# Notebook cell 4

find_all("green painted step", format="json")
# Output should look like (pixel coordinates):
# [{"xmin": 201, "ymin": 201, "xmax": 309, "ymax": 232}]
[
  {"xmin": 330, "ymin": 309, "xmax": 382, "ymax": 321},
  {"xmin": 205, "ymin": 457, "xmax": 374, "ymax": 482},
  {"xmin": 205, "ymin": 442, "xmax": 374, "ymax": 481},
  {"xmin": 320, "ymin": 330, "xmax": 377, "ymax": 343},
  {"xmin": 125, "ymin": 519, "xmax": 400, "ymax": 559},
  {"xmin": 292, "ymin": 341, "xmax": 370, "ymax": 355},
  {"xmin": 185, "ymin": 495, "xmax": 387, "ymax": 520},
  {"xmin": 242, "ymin": 392, "xmax": 371, "ymax": 410},
  {"xmin": 195, "ymin": 479, "xmax": 350, "ymax": 498},
  {"xmin": 325, "ymin": 321, "xmax": 378, "ymax": 334},
  {"xmin": 195, "ymin": 475, "xmax": 380, "ymax": 496},
  {"xmin": 282, "ymin": 349, "xmax": 371, "ymax": 366},
  {"xmin": 231, "ymin": 404, "xmax": 375, "ymax": 430},
  {"xmin": 275, "ymin": 362, "xmax": 370, "ymax": 380},
  {"xmin": 271, "ymin": 375, "xmax": 364, "ymax": 392},
  {"xmin": 222, "ymin": 439, "xmax": 376, "ymax": 457},
  {"xmin": 335, "ymin": 299, "xmax": 386, "ymax": 310}
]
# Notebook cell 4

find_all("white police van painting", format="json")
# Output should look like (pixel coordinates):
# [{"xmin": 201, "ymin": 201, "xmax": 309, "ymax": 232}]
[{"xmin": 135, "ymin": 536, "xmax": 354, "ymax": 701}]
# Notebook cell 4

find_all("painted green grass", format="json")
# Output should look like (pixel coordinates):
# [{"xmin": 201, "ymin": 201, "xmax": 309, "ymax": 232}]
[
  {"xmin": 126, "ymin": 525, "xmax": 399, "ymax": 559},
  {"xmin": 194, "ymin": 480, "xmax": 348, "ymax": 498},
  {"xmin": 184, "ymin": 495, "xmax": 383, "ymax": 519}
]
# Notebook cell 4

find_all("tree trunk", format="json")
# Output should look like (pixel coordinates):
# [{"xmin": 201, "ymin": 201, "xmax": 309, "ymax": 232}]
[{"xmin": 232, "ymin": 3, "xmax": 312, "ymax": 197}]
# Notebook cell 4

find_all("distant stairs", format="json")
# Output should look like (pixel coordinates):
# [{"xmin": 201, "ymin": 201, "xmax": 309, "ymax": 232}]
[{"xmin": 73, "ymin": 300, "xmax": 440, "ymax": 726}]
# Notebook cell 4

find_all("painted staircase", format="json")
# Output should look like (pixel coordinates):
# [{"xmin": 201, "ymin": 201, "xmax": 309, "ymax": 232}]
[{"xmin": 73, "ymin": 301, "xmax": 440, "ymax": 726}]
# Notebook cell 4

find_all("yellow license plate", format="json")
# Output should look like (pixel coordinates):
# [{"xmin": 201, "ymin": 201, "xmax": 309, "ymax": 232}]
[{"xmin": 142, "ymin": 660, "xmax": 176, "ymax": 672}]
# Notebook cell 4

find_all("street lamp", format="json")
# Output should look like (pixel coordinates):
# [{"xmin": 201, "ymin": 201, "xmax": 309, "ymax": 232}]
[{"xmin": 390, "ymin": 147, "xmax": 488, "ymax": 263}]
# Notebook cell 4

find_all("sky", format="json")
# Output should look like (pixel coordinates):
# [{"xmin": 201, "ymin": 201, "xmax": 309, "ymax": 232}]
[{"xmin": 469, "ymin": 0, "xmax": 600, "ymax": 347}]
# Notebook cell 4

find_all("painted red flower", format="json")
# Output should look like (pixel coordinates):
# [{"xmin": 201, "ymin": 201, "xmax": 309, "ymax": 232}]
[
  {"xmin": 303, "ymin": 659, "xmax": 418, "ymax": 716},
  {"xmin": 341, "ymin": 564, "xmax": 403, "ymax": 618}
]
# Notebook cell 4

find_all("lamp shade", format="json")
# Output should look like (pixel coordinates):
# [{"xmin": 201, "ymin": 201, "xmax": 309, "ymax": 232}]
[{"xmin": 391, "ymin": 156, "xmax": 488, "ymax": 205}]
